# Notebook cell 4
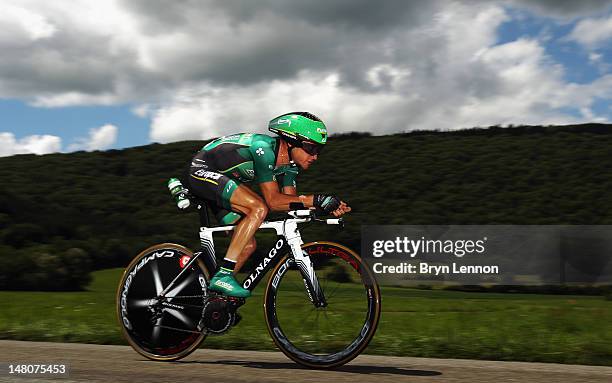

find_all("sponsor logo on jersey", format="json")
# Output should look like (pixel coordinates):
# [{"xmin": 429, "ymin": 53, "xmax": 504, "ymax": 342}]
[{"xmin": 194, "ymin": 170, "xmax": 222, "ymax": 179}]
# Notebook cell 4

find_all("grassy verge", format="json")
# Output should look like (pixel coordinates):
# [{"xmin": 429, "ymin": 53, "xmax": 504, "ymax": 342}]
[{"xmin": 1, "ymin": 269, "xmax": 611, "ymax": 365}]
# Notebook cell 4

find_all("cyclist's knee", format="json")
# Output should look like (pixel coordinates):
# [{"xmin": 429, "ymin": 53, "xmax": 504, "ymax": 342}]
[{"xmin": 250, "ymin": 203, "xmax": 268, "ymax": 222}]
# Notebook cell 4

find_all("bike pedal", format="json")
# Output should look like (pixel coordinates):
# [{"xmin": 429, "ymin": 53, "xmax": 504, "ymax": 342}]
[{"xmin": 227, "ymin": 296, "xmax": 245, "ymax": 306}]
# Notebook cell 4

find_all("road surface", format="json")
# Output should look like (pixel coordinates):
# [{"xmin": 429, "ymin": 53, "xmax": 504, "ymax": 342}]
[{"xmin": 1, "ymin": 341, "xmax": 610, "ymax": 382}]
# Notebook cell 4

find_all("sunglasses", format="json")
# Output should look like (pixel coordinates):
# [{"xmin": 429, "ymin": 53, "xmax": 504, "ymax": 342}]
[{"xmin": 301, "ymin": 141, "xmax": 324, "ymax": 156}]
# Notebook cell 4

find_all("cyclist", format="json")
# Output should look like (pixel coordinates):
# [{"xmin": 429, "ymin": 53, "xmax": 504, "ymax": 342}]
[{"xmin": 187, "ymin": 112, "xmax": 351, "ymax": 298}]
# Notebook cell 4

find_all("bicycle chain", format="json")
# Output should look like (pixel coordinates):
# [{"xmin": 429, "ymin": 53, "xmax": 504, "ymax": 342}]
[{"xmin": 166, "ymin": 295, "xmax": 207, "ymax": 299}]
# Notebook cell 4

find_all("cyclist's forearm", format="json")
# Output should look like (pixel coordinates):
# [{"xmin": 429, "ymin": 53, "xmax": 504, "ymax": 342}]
[{"xmin": 267, "ymin": 194, "xmax": 314, "ymax": 211}]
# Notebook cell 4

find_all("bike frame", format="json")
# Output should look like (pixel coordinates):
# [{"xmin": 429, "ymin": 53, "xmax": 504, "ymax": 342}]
[{"xmin": 159, "ymin": 207, "xmax": 338, "ymax": 308}]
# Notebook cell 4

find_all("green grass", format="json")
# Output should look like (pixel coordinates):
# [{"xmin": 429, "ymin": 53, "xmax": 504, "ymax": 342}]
[
  {"xmin": 374, "ymin": 287, "xmax": 612, "ymax": 365},
  {"xmin": 1, "ymin": 268, "xmax": 611, "ymax": 366}
]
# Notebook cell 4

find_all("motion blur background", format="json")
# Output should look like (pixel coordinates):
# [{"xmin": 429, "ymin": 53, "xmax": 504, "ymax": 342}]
[{"xmin": 1, "ymin": 0, "xmax": 611, "ymax": 366}]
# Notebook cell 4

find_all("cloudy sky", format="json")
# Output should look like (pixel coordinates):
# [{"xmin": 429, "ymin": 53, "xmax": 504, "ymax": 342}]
[{"xmin": 1, "ymin": 0, "xmax": 611, "ymax": 157}]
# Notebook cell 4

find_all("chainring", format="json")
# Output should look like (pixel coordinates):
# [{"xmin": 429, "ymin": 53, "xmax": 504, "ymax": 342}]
[{"xmin": 200, "ymin": 296, "xmax": 244, "ymax": 334}]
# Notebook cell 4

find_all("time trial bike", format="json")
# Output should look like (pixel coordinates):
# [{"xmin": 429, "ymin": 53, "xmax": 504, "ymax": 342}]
[{"xmin": 116, "ymin": 191, "xmax": 381, "ymax": 368}]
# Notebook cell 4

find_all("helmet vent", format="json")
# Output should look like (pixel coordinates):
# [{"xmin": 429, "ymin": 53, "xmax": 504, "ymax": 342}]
[{"xmin": 288, "ymin": 111, "xmax": 322, "ymax": 122}]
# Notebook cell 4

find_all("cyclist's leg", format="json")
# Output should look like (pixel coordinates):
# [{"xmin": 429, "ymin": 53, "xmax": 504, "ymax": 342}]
[
  {"xmin": 214, "ymin": 208, "xmax": 257, "ymax": 272},
  {"xmin": 207, "ymin": 186, "xmax": 266, "ymax": 297},
  {"xmin": 223, "ymin": 185, "xmax": 267, "ymax": 266},
  {"xmin": 235, "ymin": 236, "xmax": 256, "ymax": 273},
  {"xmin": 188, "ymin": 168, "xmax": 253, "ymax": 297},
  {"xmin": 188, "ymin": 167, "xmax": 267, "ymax": 297}
]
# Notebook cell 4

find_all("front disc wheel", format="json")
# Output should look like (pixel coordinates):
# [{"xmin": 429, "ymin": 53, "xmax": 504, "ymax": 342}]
[{"xmin": 264, "ymin": 242, "xmax": 381, "ymax": 368}]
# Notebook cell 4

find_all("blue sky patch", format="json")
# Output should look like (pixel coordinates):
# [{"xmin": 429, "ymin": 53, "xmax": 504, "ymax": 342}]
[
  {"xmin": 0, "ymin": 99, "xmax": 150, "ymax": 150},
  {"xmin": 496, "ymin": 7, "xmax": 610, "ymax": 85}
]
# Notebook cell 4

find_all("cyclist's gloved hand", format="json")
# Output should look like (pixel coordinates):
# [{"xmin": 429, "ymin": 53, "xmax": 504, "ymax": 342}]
[{"xmin": 314, "ymin": 194, "xmax": 341, "ymax": 214}]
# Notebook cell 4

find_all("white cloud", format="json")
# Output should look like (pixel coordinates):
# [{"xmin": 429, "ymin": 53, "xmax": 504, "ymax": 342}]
[
  {"xmin": 588, "ymin": 51, "xmax": 611, "ymax": 74},
  {"xmin": 148, "ymin": 3, "xmax": 610, "ymax": 141},
  {"xmin": 0, "ymin": 1, "xmax": 609, "ymax": 144},
  {"xmin": 131, "ymin": 104, "xmax": 152, "ymax": 118},
  {"xmin": 0, "ymin": 3, "xmax": 57, "ymax": 43},
  {"xmin": 30, "ymin": 92, "xmax": 121, "ymax": 108},
  {"xmin": 567, "ymin": 15, "xmax": 612, "ymax": 47},
  {"xmin": 88, "ymin": 124, "xmax": 118, "ymax": 150},
  {"xmin": 366, "ymin": 64, "xmax": 412, "ymax": 90},
  {"xmin": 590, "ymin": 52, "xmax": 603, "ymax": 62},
  {"xmin": 149, "ymin": 71, "xmax": 408, "ymax": 142},
  {"xmin": 68, "ymin": 124, "xmax": 118, "ymax": 151},
  {"xmin": 0, "ymin": 132, "xmax": 62, "ymax": 157},
  {"xmin": 0, "ymin": 124, "xmax": 120, "ymax": 157}
]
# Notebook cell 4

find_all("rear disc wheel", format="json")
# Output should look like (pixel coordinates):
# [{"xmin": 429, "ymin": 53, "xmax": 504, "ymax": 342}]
[{"xmin": 116, "ymin": 243, "xmax": 210, "ymax": 361}]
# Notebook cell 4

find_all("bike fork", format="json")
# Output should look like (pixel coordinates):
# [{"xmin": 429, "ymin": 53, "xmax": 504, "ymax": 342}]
[{"xmin": 286, "ymin": 236, "xmax": 327, "ymax": 308}]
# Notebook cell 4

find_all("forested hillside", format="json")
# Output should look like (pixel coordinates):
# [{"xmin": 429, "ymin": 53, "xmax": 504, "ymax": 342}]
[{"xmin": 1, "ymin": 123, "xmax": 611, "ymax": 289}]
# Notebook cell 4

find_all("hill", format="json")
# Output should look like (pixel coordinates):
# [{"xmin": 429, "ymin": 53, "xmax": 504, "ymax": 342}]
[{"xmin": 1, "ymin": 123, "xmax": 611, "ymax": 289}]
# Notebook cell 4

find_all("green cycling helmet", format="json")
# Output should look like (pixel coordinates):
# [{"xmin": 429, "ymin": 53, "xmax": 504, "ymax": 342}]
[{"xmin": 268, "ymin": 112, "xmax": 328, "ymax": 147}]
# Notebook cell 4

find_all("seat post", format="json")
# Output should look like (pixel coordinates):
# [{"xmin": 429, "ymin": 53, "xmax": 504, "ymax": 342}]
[{"xmin": 197, "ymin": 202, "xmax": 211, "ymax": 227}]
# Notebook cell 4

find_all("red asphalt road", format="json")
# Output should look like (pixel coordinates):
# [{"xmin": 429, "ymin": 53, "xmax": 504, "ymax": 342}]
[{"xmin": 1, "ymin": 341, "xmax": 611, "ymax": 383}]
